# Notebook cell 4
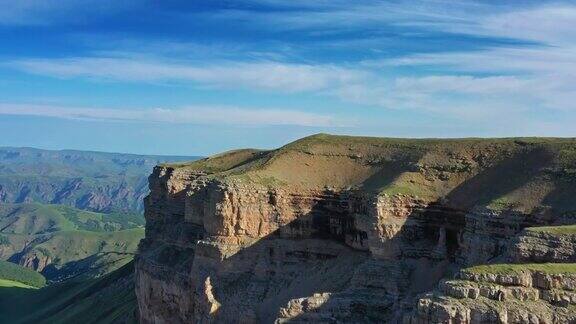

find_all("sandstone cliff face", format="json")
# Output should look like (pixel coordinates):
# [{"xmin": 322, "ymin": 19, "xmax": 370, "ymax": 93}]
[{"xmin": 135, "ymin": 135, "xmax": 576, "ymax": 323}]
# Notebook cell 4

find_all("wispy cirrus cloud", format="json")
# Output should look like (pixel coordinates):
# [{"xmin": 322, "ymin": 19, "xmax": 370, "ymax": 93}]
[
  {"xmin": 333, "ymin": 72, "xmax": 575, "ymax": 119},
  {"xmin": 10, "ymin": 56, "xmax": 365, "ymax": 93},
  {"xmin": 376, "ymin": 47, "xmax": 576, "ymax": 75},
  {"xmin": 0, "ymin": 103, "xmax": 345, "ymax": 127},
  {"xmin": 219, "ymin": 1, "xmax": 575, "ymax": 47},
  {"xmin": 206, "ymin": 0, "xmax": 482, "ymax": 33}
]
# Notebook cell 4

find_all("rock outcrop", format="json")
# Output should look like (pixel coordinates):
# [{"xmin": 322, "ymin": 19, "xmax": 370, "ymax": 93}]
[
  {"xmin": 509, "ymin": 227, "xmax": 576, "ymax": 263},
  {"xmin": 409, "ymin": 266, "xmax": 576, "ymax": 323},
  {"xmin": 135, "ymin": 134, "xmax": 576, "ymax": 323}
]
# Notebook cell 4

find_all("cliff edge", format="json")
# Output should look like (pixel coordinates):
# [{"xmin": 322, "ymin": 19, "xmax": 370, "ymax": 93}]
[{"xmin": 135, "ymin": 134, "xmax": 576, "ymax": 323}]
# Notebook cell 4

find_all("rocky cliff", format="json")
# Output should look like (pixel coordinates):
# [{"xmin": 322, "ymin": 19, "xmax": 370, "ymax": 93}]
[{"xmin": 135, "ymin": 134, "xmax": 576, "ymax": 323}]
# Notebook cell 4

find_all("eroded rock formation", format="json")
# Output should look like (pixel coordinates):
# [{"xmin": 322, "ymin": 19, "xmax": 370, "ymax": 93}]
[
  {"xmin": 410, "ymin": 267, "xmax": 576, "ymax": 323},
  {"xmin": 135, "ymin": 134, "xmax": 576, "ymax": 323}
]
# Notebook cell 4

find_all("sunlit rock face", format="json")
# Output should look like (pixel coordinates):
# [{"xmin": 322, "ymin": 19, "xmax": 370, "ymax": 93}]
[{"xmin": 135, "ymin": 135, "xmax": 576, "ymax": 323}]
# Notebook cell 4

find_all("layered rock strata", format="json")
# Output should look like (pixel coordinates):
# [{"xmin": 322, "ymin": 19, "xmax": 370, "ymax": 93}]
[
  {"xmin": 509, "ymin": 228, "xmax": 576, "ymax": 263},
  {"xmin": 408, "ymin": 268, "xmax": 576, "ymax": 323},
  {"xmin": 135, "ymin": 135, "xmax": 576, "ymax": 323}
]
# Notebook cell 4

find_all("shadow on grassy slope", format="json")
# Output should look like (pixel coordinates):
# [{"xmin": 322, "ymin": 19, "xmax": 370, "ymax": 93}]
[{"xmin": 0, "ymin": 261, "xmax": 137, "ymax": 324}]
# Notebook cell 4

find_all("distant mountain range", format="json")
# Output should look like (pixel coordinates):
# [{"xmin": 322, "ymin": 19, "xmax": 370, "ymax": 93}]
[
  {"xmin": 0, "ymin": 147, "xmax": 201, "ymax": 213},
  {"xmin": 0, "ymin": 147, "xmax": 201, "ymax": 281}
]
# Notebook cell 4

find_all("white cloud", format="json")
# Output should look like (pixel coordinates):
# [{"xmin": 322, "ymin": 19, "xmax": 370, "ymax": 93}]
[
  {"xmin": 331, "ymin": 71, "xmax": 574, "ymax": 121},
  {"xmin": 379, "ymin": 47, "xmax": 576, "ymax": 75},
  {"xmin": 0, "ymin": 103, "xmax": 344, "ymax": 127},
  {"xmin": 10, "ymin": 57, "xmax": 365, "ymax": 93},
  {"xmin": 352, "ymin": 3, "xmax": 576, "ymax": 113},
  {"xmin": 393, "ymin": 75, "xmax": 532, "ymax": 94},
  {"xmin": 480, "ymin": 5, "xmax": 576, "ymax": 46},
  {"xmin": 363, "ymin": 45, "xmax": 576, "ymax": 111}
]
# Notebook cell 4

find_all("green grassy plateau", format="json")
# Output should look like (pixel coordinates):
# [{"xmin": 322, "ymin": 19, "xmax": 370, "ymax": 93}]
[
  {"xmin": 526, "ymin": 224, "xmax": 576, "ymax": 235},
  {"xmin": 164, "ymin": 133, "xmax": 576, "ymax": 213}
]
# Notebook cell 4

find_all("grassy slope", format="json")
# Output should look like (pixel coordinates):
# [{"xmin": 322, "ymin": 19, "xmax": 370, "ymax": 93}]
[
  {"xmin": 0, "ymin": 261, "xmax": 137, "ymax": 324},
  {"xmin": 0, "ymin": 278, "xmax": 36, "ymax": 288},
  {"xmin": 526, "ymin": 224, "xmax": 576, "ymax": 235},
  {"xmin": 166, "ymin": 133, "xmax": 576, "ymax": 213},
  {"xmin": 0, "ymin": 203, "xmax": 145, "ymax": 234},
  {"xmin": 7, "ymin": 228, "xmax": 143, "ymax": 282},
  {"xmin": 34, "ymin": 228, "xmax": 144, "ymax": 265},
  {"xmin": 0, "ymin": 203, "xmax": 144, "ymax": 282},
  {"xmin": 463, "ymin": 263, "xmax": 576, "ymax": 275},
  {"xmin": 0, "ymin": 260, "xmax": 46, "ymax": 287}
]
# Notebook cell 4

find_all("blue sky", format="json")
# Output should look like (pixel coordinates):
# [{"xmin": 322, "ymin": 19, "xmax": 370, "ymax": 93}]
[{"xmin": 0, "ymin": 0, "xmax": 575, "ymax": 155}]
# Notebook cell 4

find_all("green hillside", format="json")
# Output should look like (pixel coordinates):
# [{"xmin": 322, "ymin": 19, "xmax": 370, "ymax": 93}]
[
  {"xmin": 0, "ymin": 203, "xmax": 144, "ymax": 234},
  {"xmin": 0, "ymin": 261, "xmax": 137, "ymax": 324},
  {"xmin": 0, "ymin": 203, "xmax": 144, "ymax": 282},
  {"xmin": 0, "ymin": 260, "xmax": 46, "ymax": 288},
  {"xmin": 24, "ymin": 228, "xmax": 144, "ymax": 282}
]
